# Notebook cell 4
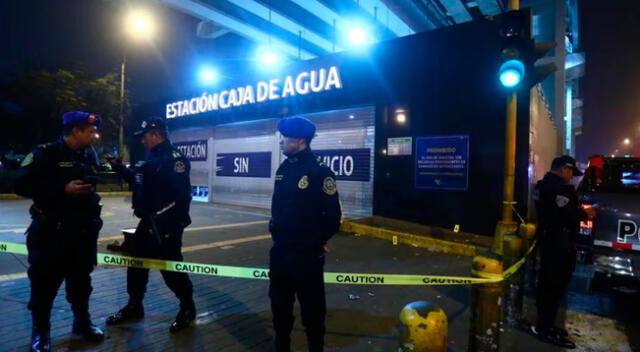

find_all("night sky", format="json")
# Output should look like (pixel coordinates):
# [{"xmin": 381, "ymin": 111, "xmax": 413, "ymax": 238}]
[
  {"xmin": 0, "ymin": 0, "xmax": 253, "ymax": 104},
  {"xmin": 576, "ymin": 0, "xmax": 640, "ymax": 161}
]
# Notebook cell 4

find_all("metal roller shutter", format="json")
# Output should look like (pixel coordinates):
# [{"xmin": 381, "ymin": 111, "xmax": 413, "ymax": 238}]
[
  {"xmin": 298, "ymin": 105, "xmax": 375, "ymax": 217},
  {"xmin": 211, "ymin": 119, "xmax": 279, "ymax": 208}
]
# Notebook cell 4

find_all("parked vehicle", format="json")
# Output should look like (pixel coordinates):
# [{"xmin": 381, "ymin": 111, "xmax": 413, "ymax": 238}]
[{"xmin": 577, "ymin": 155, "xmax": 640, "ymax": 282}]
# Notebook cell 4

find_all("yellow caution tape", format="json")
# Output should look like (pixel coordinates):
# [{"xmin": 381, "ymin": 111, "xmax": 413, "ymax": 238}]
[
  {"xmin": 0, "ymin": 241, "xmax": 533, "ymax": 286},
  {"xmin": 472, "ymin": 241, "xmax": 537, "ymax": 280},
  {"xmin": 0, "ymin": 241, "xmax": 28, "ymax": 255}
]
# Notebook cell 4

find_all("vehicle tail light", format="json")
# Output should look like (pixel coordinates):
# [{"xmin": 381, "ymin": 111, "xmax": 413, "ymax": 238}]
[
  {"xmin": 579, "ymin": 219, "xmax": 593, "ymax": 236},
  {"xmin": 580, "ymin": 203, "xmax": 594, "ymax": 236}
]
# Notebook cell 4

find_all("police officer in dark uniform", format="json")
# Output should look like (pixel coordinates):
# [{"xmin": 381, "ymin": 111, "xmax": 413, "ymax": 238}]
[
  {"xmin": 14, "ymin": 111, "xmax": 105, "ymax": 352},
  {"xmin": 532, "ymin": 155, "xmax": 595, "ymax": 349},
  {"xmin": 269, "ymin": 117, "xmax": 342, "ymax": 352},
  {"xmin": 105, "ymin": 117, "xmax": 196, "ymax": 333}
]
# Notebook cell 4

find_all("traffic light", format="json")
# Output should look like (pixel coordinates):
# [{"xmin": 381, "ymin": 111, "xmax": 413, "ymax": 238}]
[{"xmin": 498, "ymin": 9, "xmax": 557, "ymax": 89}]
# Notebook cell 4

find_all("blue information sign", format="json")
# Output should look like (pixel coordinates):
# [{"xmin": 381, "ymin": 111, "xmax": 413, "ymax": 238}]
[
  {"xmin": 216, "ymin": 152, "xmax": 272, "ymax": 178},
  {"xmin": 314, "ymin": 148, "xmax": 371, "ymax": 181},
  {"xmin": 415, "ymin": 135, "xmax": 469, "ymax": 190}
]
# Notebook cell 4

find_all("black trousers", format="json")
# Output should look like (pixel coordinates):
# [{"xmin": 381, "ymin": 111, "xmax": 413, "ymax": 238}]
[
  {"xmin": 536, "ymin": 246, "xmax": 576, "ymax": 332},
  {"xmin": 269, "ymin": 263, "xmax": 326, "ymax": 352},
  {"xmin": 126, "ymin": 219, "xmax": 193, "ymax": 308},
  {"xmin": 26, "ymin": 217, "xmax": 102, "ymax": 330}
]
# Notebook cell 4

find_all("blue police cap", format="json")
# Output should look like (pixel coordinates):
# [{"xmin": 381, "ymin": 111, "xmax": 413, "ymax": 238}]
[
  {"xmin": 277, "ymin": 117, "xmax": 316, "ymax": 140},
  {"xmin": 62, "ymin": 111, "xmax": 101, "ymax": 128},
  {"xmin": 134, "ymin": 117, "xmax": 168, "ymax": 136}
]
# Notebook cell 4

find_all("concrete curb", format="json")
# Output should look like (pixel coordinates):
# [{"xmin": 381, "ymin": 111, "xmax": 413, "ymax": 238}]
[
  {"xmin": 340, "ymin": 220, "xmax": 486, "ymax": 257},
  {"xmin": 0, "ymin": 192, "xmax": 131, "ymax": 200}
]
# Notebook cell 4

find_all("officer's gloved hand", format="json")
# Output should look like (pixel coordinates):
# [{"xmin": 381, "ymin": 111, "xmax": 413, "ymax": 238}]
[{"xmin": 65, "ymin": 180, "xmax": 92, "ymax": 195}]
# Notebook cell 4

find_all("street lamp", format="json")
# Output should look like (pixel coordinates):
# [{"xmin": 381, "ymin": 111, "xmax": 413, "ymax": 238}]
[
  {"xmin": 624, "ymin": 138, "xmax": 631, "ymax": 145},
  {"xmin": 118, "ymin": 10, "xmax": 155, "ymax": 161}
]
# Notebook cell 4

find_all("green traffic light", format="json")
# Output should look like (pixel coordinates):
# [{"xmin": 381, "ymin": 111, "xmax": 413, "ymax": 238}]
[{"xmin": 499, "ymin": 59, "xmax": 525, "ymax": 87}]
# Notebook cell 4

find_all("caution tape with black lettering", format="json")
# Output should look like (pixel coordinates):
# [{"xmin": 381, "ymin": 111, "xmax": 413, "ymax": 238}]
[{"xmin": 0, "ymin": 241, "xmax": 533, "ymax": 286}]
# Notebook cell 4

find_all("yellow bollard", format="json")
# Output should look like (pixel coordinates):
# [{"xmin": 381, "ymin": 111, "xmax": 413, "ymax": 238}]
[
  {"xmin": 469, "ymin": 254, "xmax": 503, "ymax": 352},
  {"xmin": 519, "ymin": 223, "xmax": 538, "ymax": 292},
  {"xmin": 518, "ymin": 223, "xmax": 536, "ymax": 241},
  {"xmin": 503, "ymin": 234, "xmax": 524, "ymax": 268},
  {"xmin": 398, "ymin": 301, "xmax": 448, "ymax": 352},
  {"xmin": 503, "ymin": 234, "xmax": 525, "ymax": 325}
]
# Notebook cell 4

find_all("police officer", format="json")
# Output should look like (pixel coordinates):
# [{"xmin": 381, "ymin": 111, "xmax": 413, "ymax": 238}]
[
  {"xmin": 14, "ymin": 111, "xmax": 105, "ymax": 352},
  {"xmin": 532, "ymin": 155, "xmax": 595, "ymax": 349},
  {"xmin": 269, "ymin": 117, "xmax": 342, "ymax": 352},
  {"xmin": 105, "ymin": 117, "xmax": 196, "ymax": 333}
]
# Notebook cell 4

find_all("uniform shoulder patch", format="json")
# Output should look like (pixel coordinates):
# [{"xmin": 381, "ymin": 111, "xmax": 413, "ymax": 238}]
[
  {"xmin": 555, "ymin": 195, "xmax": 569, "ymax": 208},
  {"xmin": 298, "ymin": 175, "xmax": 309, "ymax": 189},
  {"xmin": 174, "ymin": 160, "xmax": 186, "ymax": 173},
  {"xmin": 21, "ymin": 153, "xmax": 34, "ymax": 167},
  {"xmin": 172, "ymin": 151, "xmax": 182, "ymax": 159},
  {"xmin": 322, "ymin": 176, "xmax": 337, "ymax": 195}
]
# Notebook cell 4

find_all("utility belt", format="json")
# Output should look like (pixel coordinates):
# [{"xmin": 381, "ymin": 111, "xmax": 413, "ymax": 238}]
[{"xmin": 30, "ymin": 203, "xmax": 102, "ymax": 222}]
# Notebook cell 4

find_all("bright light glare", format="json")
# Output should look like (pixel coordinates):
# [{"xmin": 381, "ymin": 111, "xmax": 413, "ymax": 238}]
[
  {"xmin": 347, "ymin": 26, "xmax": 368, "ymax": 46},
  {"xmin": 260, "ymin": 50, "xmax": 279, "ymax": 66},
  {"xmin": 500, "ymin": 70, "xmax": 521, "ymax": 87},
  {"xmin": 396, "ymin": 112, "xmax": 407, "ymax": 124},
  {"xmin": 624, "ymin": 138, "xmax": 631, "ymax": 145},
  {"xmin": 126, "ymin": 11, "xmax": 155, "ymax": 39},
  {"xmin": 499, "ymin": 59, "xmax": 525, "ymax": 88},
  {"xmin": 199, "ymin": 67, "xmax": 218, "ymax": 85}
]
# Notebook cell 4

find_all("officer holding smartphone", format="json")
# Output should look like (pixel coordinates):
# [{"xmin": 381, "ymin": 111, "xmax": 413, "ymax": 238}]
[{"xmin": 14, "ymin": 111, "xmax": 105, "ymax": 352}]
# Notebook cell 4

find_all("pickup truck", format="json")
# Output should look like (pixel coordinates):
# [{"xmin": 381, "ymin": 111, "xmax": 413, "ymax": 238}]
[{"xmin": 577, "ymin": 156, "xmax": 640, "ymax": 281}]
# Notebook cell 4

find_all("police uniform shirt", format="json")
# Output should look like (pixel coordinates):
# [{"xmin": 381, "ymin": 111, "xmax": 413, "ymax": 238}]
[
  {"xmin": 270, "ymin": 148, "xmax": 342, "ymax": 252},
  {"xmin": 116, "ymin": 140, "xmax": 192, "ymax": 228},
  {"xmin": 533, "ymin": 172, "xmax": 586, "ymax": 249},
  {"xmin": 15, "ymin": 139, "xmax": 101, "ymax": 217}
]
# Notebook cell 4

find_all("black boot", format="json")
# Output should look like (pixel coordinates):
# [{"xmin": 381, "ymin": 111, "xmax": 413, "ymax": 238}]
[
  {"xmin": 169, "ymin": 304, "xmax": 196, "ymax": 333},
  {"xmin": 531, "ymin": 325, "xmax": 576, "ymax": 349},
  {"xmin": 72, "ymin": 318, "xmax": 105, "ymax": 342},
  {"xmin": 30, "ymin": 326, "xmax": 51, "ymax": 352},
  {"xmin": 106, "ymin": 303, "xmax": 144, "ymax": 325}
]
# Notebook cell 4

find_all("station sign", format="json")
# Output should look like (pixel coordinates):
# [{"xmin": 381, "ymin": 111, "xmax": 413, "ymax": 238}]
[
  {"xmin": 166, "ymin": 66, "xmax": 343, "ymax": 119},
  {"xmin": 314, "ymin": 148, "xmax": 371, "ymax": 182},
  {"xmin": 174, "ymin": 140, "xmax": 208, "ymax": 162},
  {"xmin": 216, "ymin": 152, "xmax": 272, "ymax": 178},
  {"xmin": 415, "ymin": 135, "xmax": 469, "ymax": 190}
]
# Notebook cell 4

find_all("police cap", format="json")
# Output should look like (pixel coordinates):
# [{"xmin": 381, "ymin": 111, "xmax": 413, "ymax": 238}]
[
  {"xmin": 62, "ymin": 111, "xmax": 101, "ymax": 128},
  {"xmin": 277, "ymin": 117, "xmax": 316, "ymax": 140},
  {"xmin": 134, "ymin": 117, "xmax": 168, "ymax": 136},
  {"xmin": 551, "ymin": 155, "xmax": 583, "ymax": 176}
]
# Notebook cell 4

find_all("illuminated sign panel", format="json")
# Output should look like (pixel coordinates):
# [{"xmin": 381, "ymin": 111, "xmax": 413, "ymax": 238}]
[
  {"xmin": 216, "ymin": 152, "xmax": 272, "ymax": 178},
  {"xmin": 166, "ymin": 66, "xmax": 343, "ymax": 119},
  {"xmin": 174, "ymin": 140, "xmax": 208, "ymax": 161},
  {"xmin": 314, "ymin": 149, "xmax": 371, "ymax": 181}
]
